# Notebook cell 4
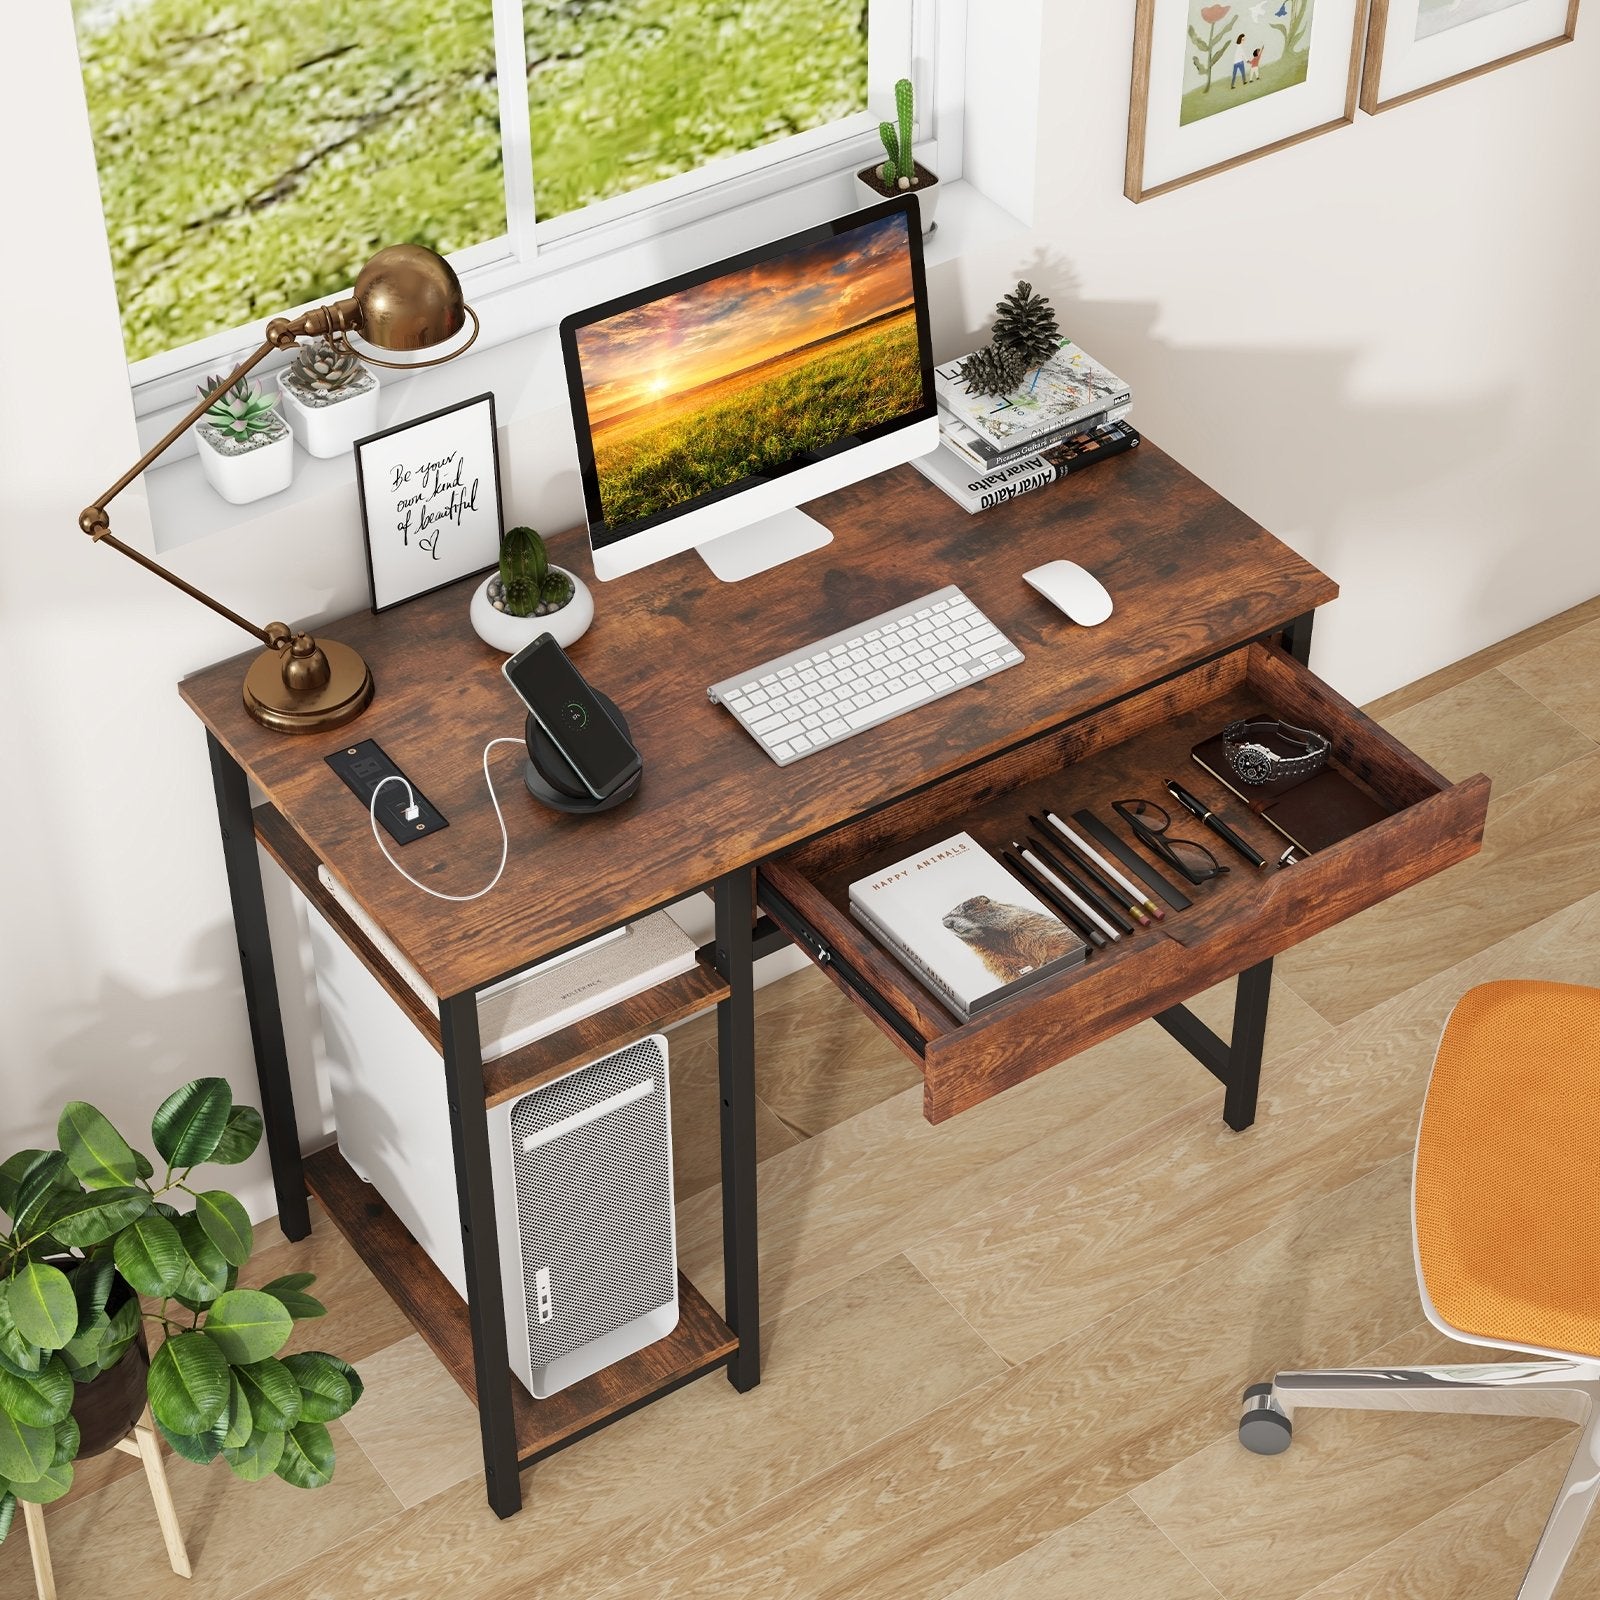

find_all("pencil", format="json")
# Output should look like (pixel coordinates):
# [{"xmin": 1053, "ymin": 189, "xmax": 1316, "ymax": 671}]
[
  {"xmin": 1044, "ymin": 809, "xmax": 1164, "ymax": 919},
  {"xmin": 1028, "ymin": 813, "xmax": 1151, "ymax": 927},
  {"xmin": 1014, "ymin": 842, "xmax": 1121, "ymax": 943},
  {"xmin": 1026, "ymin": 834, "xmax": 1137, "ymax": 937},
  {"xmin": 1002, "ymin": 849, "xmax": 1107, "ymax": 949}
]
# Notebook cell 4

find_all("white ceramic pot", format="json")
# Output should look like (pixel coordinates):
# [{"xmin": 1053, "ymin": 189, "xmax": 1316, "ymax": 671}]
[
  {"xmin": 855, "ymin": 165, "xmax": 939, "ymax": 234},
  {"xmin": 278, "ymin": 370, "xmax": 381, "ymax": 459},
  {"xmin": 195, "ymin": 418, "xmax": 295, "ymax": 505},
  {"xmin": 470, "ymin": 567, "xmax": 594, "ymax": 653}
]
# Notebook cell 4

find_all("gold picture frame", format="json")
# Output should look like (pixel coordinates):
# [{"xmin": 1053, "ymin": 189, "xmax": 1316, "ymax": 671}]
[
  {"xmin": 1126, "ymin": 0, "xmax": 1370, "ymax": 201},
  {"xmin": 1361, "ymin": 0, "xmax": 1580, "ymax": 113}
]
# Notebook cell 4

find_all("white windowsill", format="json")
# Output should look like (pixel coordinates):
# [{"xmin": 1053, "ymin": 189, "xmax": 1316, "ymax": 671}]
[{"xmin": 145, "ymin": 179, "xmax": 1026, "ymax": 556}]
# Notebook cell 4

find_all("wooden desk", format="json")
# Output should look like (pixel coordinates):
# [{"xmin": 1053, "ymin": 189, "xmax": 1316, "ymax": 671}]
[{"xmin": 179, "ymin": 442, "xmax": 1487, "ymax": 1517}]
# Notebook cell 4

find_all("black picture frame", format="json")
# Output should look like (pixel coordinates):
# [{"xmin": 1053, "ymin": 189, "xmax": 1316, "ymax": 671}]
[{"xmin": 354, "ymin": 392, "xmax": 504, "ymax": 614}]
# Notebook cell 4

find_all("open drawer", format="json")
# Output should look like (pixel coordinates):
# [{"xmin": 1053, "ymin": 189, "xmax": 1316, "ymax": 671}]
[{"xmin": 759, "ymin": 641, "xmax": 1490, "ymax": 1123}]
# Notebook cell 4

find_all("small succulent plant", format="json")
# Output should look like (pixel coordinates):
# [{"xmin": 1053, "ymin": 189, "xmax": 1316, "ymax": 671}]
[
  {"xmin": 199, "ymin": 375, "xmax": 279, "ymax": 443},
  {"xmin": 498, "ymin": 525, "xmax": 574, "ymax": 619},
  {"xmin": 878, "ymin": 77, "xmax": 917, "ymax": 188},
  {"xmin": 290, "ymin": 340, "xmax": 363, "ymax": 393}
]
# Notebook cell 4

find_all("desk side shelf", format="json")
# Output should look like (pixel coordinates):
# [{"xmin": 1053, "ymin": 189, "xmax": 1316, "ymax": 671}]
[{"xmin": 303, "ymin": 1144, "xmax": 738, "ymax": 1464}]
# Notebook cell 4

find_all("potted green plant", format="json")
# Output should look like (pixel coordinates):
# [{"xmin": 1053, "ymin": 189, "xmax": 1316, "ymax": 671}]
[
  {"xmin": 470, "ymin": 524, "xmax": 594, "ymax": 653},
  {"xmin": 854, "ymin": 77, "xmax": 938, "ymax": 234},
  {"xmin": 193, "ymin": 374, "xmax": 294, "ymax": 504},
  {"xmin": 277, "ymin": 340, "xmax": 380, "ymax": 459},
  {"xmin": 0, "ymin": 1078, "xmax": 361, "ymax": 1537}
]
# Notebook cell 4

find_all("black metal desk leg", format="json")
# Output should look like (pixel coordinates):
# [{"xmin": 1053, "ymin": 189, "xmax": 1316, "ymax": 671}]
[
  {"xmin": 1282, "ymin": 611, "xmax": 1315, "ymax": 667},
  {"xmin": 1225, "ymin": 958, "xmax": 1274, "ymax": 1132},
  {"xmin": 440, "ymin": 992, "xmax": 522, "ymax": 1517},
  {"xmin": 714, "ymin": 870, "xmax": 761, "ymax": 1393},
  {"xmin": 205, "ymin": 732, "xmax": 309, "ymax": 1241}
]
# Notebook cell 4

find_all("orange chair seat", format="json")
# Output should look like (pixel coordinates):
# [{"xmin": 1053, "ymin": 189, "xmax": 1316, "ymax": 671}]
[{"xmin": 1414, "ymin": 980, "xmax": 1600, "ymax": 1359}]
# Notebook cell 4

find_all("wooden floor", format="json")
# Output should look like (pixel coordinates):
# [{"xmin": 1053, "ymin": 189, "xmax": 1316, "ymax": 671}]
[{"xmin": 9, "ymin": 596, "xmax": 1600, "ymax": 1600}]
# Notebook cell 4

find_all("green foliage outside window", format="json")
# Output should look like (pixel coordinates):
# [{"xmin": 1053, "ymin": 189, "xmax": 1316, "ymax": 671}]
[{"xmin": 71, "ymin": 0, "xmax": 870, "ymax": 366}]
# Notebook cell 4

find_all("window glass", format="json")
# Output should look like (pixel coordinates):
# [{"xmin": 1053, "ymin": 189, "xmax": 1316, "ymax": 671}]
[
  {"xmin": 71, "ymin": 0, "xmax": 506, "ymax": 363},
  {"xmin": 524, "ymin": 0, "xmax": 871, "ymax": 221}
]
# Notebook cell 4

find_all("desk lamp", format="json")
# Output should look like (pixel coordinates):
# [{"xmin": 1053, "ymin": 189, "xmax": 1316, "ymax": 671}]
[{"xmin": 79, "ymin": 245, "xmax": 480, "ymax": 734}]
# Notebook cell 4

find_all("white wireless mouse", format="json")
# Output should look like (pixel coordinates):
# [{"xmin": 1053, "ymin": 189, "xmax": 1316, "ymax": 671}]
[{"xmin": 1023, "ymin": 560, "xmax": 1114, "ymax": 627}]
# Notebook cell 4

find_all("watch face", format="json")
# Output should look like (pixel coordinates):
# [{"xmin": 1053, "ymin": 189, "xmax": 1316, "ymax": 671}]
[{"xmin": 1232, "ymin": 743, "xmax": 1274, "ymax": 785}]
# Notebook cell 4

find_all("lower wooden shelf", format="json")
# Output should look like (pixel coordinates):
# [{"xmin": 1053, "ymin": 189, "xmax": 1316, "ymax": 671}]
[{"xmin": 303, "ymin": 1143, "xmax": 738, "ymax": 1465}]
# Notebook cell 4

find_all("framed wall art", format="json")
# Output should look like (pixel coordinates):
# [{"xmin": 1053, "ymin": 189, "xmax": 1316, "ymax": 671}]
[
  {"xmin": 1361, "ymin": 0, "xmax": 1578, "ymax": 112},
  {"xmin": 1126, "ymin": 0, "xmax": 1371, "ymax": 201},
  {"xmin": 355, "ymin": 392, "xmax": 504, "ymax": 613}
]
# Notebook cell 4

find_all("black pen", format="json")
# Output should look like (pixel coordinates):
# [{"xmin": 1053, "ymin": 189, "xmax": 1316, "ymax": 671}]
[{"xmin": 1165, "ymin": 780, "xmax": 1268, "ymax": 869}]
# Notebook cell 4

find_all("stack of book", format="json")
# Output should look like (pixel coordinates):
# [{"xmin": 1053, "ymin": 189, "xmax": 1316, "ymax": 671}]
[{"xmin": 913, "ymin": 337, "xmax": 1139, "ymax": 513}]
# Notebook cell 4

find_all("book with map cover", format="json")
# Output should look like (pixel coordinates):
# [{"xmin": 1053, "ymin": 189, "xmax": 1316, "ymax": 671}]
[{"xmin": 935, "ymin": 338, "xmax": 1133, "ymax": 451}]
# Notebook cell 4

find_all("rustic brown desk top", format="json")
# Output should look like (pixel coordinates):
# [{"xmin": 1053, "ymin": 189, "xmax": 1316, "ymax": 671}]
[{"xmin": 180, "ymin": 443, "xmax": 1337, "ymax": 997}]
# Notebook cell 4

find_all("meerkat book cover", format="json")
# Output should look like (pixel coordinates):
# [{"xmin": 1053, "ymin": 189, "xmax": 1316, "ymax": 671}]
[{"xmin": 849, "ymin": 832, "xmax": 1089, "ymax": 1021}]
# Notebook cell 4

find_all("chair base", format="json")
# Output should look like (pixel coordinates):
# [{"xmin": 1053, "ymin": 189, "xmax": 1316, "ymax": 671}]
[{"xmin": 1241, "ymin": 1360, "xmax": 1600, "ymax": 1600}]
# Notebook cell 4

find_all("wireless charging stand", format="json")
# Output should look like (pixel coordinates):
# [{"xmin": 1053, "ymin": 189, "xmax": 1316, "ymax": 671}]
[{"xmin": 523, "ymin": 695, "xmax": 641, "ymax": 814}]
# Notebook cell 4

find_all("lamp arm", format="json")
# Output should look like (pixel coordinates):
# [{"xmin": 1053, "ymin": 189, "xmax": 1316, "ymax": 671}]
[{"xmin": 74, "ymin": 300, "xmax": 355, "ymax": 649}]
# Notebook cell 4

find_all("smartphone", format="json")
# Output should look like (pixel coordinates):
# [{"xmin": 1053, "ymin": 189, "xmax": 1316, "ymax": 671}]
[{"xmin": 502, "ymin": 634, "xmax": 642, "ymax": 800}]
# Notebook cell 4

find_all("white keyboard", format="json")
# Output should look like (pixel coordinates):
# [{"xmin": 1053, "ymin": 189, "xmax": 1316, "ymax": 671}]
[{"xmin": 707, "ymin": 585, "xmax": 1024, "ymax": 765}]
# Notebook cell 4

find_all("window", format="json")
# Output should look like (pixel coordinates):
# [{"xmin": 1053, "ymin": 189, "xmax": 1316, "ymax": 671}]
[{"xmin": 71, "ymin": 0, "xmax": 928, "ymax": 384}]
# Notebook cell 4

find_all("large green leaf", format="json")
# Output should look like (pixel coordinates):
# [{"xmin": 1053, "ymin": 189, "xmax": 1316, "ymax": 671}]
[
  {"xmin": 9, "ymin": 1459, "xmax": 72, "ymax": 1504},
  {"xmin": 273, "ymin": 1419, "xmax": 335, "ymax": 1489},
  {"xmin": 70, "ymin": 1257, "xmax": 114, "ymax": 1326},
  {"xmin": 10, "ymin": 1152, "xmax": 75, "ymax": 1232},
  {"xmin": 39, "ymin": 1186, "xmax": 149, "ymax": 1249},
  {"xmin": 222, "ymin": 1428, "xmax": 284, "ymax": 1482},
  {"xmin": 233, "ymin": 1358, "xmax": 301, "ymax": 1432},
  {"xmin": 57, "ymin": 1102, "xmax": 140, "ymax": 1191},
  {"xmin": 151, "ymin": 1078, "xmax": 232, "ymax": 1169},
  {"xmin": 114, "ymin": 1213, "xmax": 185, "ymax": 1298},
  {"xmin": 261, "ymin": 1274, "xmax": 326, "ymax": 1322},
  {"xmin": 51, "ymin": 1415, "xmax": 80, "ymax": 1468},
  {"xmin": 0, "ymin": 1356, "xmax": 72, "ymax": 1427},
  {"xmin": 202, "ymin": 1290, "xmax": 292, "ymax": 1365},
  {"xmin": 194, "ymin": 1190, "xmax": 253, "ymax": 1268},
  {"xmin": 282, "ymin": 1352, "xmax": 363, "ymax": 1423},
  {"xmin": 147, "ymin": 1331, "xmax": 229, "ymax": 1435},
  {"xmin": 94, "ymin": 1298, "xmax": 140, "ymax": 1373},
  {"xmin": 0, "ymin": 1298, "xmax": 40, "ymax": 1374},
  {"xmin": 172, "ymin": 1214, "xmax": 229, "ymax": 1306},
  {"xmin": 221, "ymin": 1371, "xmax": 253, "ymax": 1449},
  {"xmin": 5, "ymin": 1263, "xmax": 77, "ymax": 1350},
  {"xmin": 154, "ymin": 1419, "xmax": 222, "ymax": 1466},
  {"xmin": 0, "ymin": 1410, "xmax": 53, "ymax": 1484},
  {"xmin": 0, "ymin": 1151, "xmax": 51, "ymax": 1218},
  {"xmin": 209, "ymin": 1106, "xmax": 264, "ymax": 1166}
]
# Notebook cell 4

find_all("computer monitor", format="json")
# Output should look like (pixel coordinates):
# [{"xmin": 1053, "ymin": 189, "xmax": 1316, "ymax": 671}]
[{"xmin": 560, "ymin": 195, "xmax": 937, "ymax": 583}]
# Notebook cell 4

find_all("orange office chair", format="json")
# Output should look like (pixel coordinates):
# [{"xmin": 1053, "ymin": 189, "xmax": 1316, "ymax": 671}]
[{"xmin": 1240, "ymin": 979, "xmax": 1600, "ymax": 1600}]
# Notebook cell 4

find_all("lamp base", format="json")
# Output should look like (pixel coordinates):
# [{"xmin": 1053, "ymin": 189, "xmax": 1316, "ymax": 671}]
[{"xmin": 242, "ymin": 638, "xmax": 373, "ymax": 734}]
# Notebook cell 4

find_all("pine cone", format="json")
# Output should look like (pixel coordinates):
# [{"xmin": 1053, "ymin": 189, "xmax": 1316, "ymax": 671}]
[
  {"xmin": 991, "ymin": 281, "xmax": 1061, "ymax": 370},
  {"xmin": 955, "ymin": 343, "xmax": 1026, "ymax": 398}
]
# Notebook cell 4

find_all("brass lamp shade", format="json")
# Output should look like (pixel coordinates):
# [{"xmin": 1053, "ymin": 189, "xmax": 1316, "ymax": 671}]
[
  {"xmin": 79, "ymin": 243, "xmax": 479, "ymax": 735},
  {"xmin": 352, "ymin": 245, "xmax": 470, "ymax": 352}
]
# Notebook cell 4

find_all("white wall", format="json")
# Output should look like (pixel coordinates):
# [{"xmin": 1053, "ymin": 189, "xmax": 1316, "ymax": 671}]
[{"xmin": 4, "ymin": 2, "xmax": 1596, "ymax": 1220}]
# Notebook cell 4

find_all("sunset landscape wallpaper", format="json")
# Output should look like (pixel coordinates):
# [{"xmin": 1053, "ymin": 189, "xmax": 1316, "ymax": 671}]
[{"xmin": 576, "ymin": 212, "xmax": 924, "ymax": 528}]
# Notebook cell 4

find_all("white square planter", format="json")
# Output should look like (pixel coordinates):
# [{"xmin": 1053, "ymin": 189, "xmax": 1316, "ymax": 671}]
[
  {"xmin": 195, "ymin": 418, "xmax": 295, "ymax": 505},
  {"xmin": 855, "ymin": 165, "xmax": 939, "ymax": 234},
  {"xmin": 278, "ymin": 369, "xmax": 381, "ymax": 459}
]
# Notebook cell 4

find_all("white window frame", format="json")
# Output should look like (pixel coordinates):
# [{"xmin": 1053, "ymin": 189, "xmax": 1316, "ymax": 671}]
[{"xmin": 127, "ymin": 0, "xmax": 964, "ymax": 421}]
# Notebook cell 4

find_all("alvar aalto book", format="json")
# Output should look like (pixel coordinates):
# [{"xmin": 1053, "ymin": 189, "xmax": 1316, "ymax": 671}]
[{"xmin": 848, "ymin": 832, "xmax": 1089, "ymax": 1021}]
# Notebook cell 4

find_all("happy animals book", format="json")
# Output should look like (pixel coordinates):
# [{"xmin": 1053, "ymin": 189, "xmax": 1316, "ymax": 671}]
[{"xmin": 849, "ymin": 833, "xmax": 1089, "ymax": 1020}]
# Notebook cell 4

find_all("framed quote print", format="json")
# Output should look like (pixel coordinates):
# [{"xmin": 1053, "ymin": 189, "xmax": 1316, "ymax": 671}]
[
  {"xmin": 355, "ymin": 393, "xmax": 504, "ymax": 613},
  {"xmin": 1361, "ymin": 0, "xmax": 1579, "ymax": 112},
  {"xmin": 1126, "ymin": 0, "xmax": 1370, "ymax": 201}
]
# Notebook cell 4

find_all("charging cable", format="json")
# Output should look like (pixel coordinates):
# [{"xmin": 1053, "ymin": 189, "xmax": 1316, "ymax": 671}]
[{"xmin": 369, "ymin": 737, "xmax": 526, "ymax": 902}]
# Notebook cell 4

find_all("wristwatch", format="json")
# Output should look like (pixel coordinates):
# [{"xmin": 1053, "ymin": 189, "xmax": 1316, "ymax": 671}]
[{"xmin": 1222, "ymin": 718, "xmax": 1331, "ymax": 786}]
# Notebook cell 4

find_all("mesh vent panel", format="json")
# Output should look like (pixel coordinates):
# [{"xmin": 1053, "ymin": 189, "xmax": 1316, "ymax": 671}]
[{"xmin": 508, "ymin": 1038, "xmax": 674, "ymax": 1366}]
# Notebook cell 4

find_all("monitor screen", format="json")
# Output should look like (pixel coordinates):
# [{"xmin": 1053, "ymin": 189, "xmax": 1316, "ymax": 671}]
[{"xmin": 562, "ymin": 200, "xmax": 934, "ymax": 552}]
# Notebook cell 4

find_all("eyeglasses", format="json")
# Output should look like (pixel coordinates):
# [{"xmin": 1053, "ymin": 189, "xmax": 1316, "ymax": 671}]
[{"xmin": 1112, "ymin": 799, "xmax": 1231, "ymax": 885}]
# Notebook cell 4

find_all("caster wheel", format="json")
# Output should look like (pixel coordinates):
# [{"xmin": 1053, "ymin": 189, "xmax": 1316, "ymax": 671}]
[{"xmin": 1239, "ymin": 1382, "xmax": 1293, "ymax": 1455}]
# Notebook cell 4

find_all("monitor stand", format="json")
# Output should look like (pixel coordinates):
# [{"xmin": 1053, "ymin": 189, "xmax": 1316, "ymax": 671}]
[{"xmin": 695, "ymin": 507, "xmax": 833, "ymax": 583}]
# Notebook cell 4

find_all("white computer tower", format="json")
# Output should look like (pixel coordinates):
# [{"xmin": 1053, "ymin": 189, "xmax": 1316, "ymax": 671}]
[{"xmin": 303, "ymin": 904, "xmax": 679, "ymax": 1398}]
